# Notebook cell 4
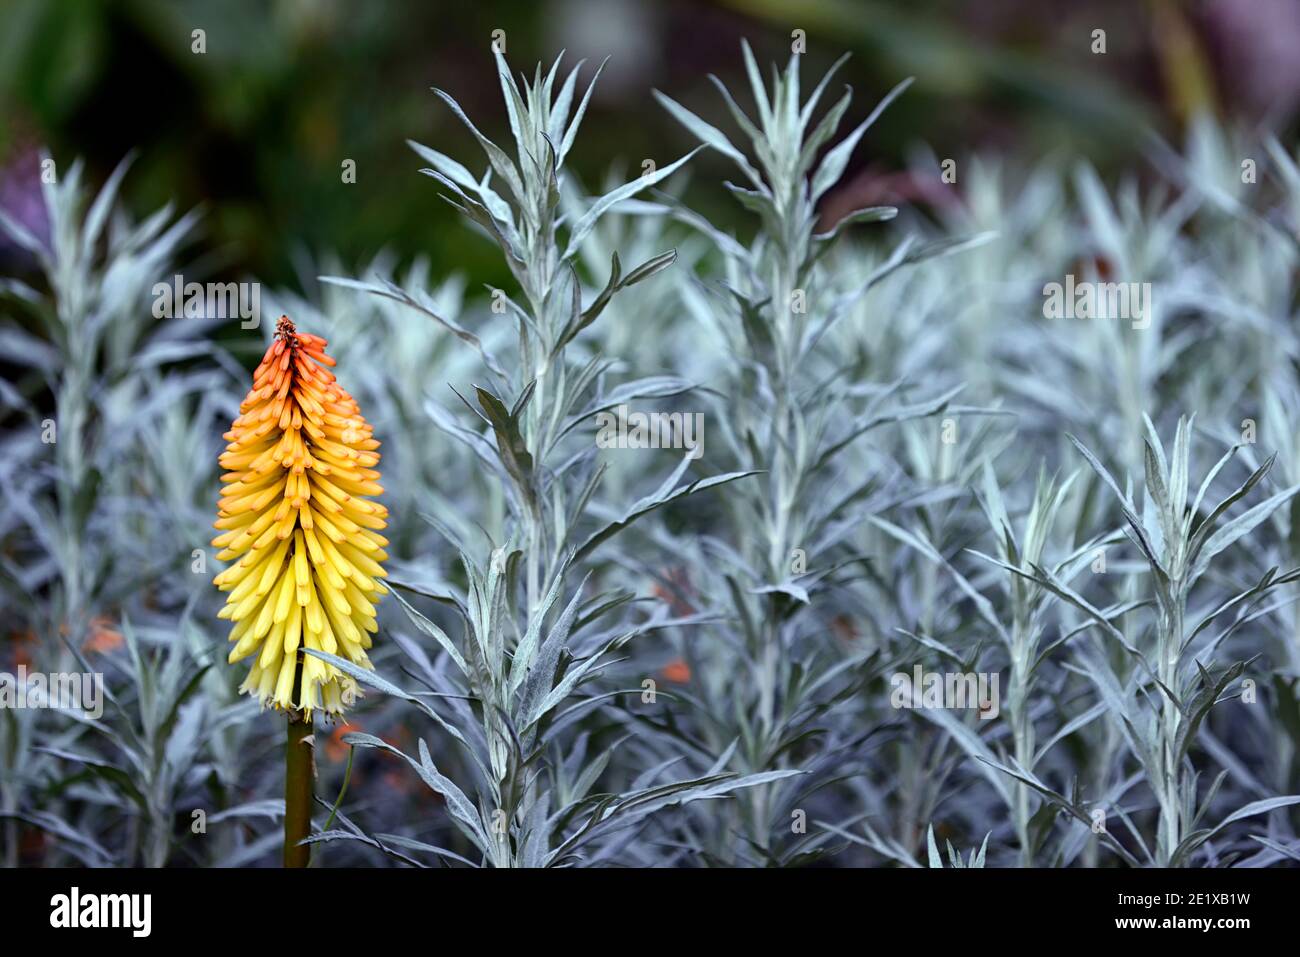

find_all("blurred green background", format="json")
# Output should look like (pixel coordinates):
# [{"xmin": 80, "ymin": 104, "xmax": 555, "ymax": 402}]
[{"xmin": 2, "ymin": 0, "xmax": 1297, "ymax": 291}]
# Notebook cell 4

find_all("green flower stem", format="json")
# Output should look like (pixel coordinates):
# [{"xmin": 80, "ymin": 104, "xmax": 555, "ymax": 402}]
[{"xmin": 284, "ymin": 701, "xmax": 314, "ymax": 868}]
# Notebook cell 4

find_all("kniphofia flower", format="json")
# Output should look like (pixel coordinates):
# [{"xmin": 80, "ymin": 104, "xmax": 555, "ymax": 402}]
[{"xmin": 213, "ymin": 316, "xmax": 388, "ymax": 717}]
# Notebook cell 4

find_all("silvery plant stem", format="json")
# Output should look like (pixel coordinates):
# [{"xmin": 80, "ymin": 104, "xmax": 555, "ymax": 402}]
[
  {"xmin": 750, "ymin": 180, "xmax": 806, "ymax": 850},
  {"xmin": 1156, "ymin": 596, "xmax": 1185, "ymax": 865},
  {"xmin": 1009, "ymin": 619, "xmax": 1035, "ymax": 866}
]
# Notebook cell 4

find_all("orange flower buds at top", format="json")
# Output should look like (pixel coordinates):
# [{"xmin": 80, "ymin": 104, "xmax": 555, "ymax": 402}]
[{"xmin": 212, "ymin": 316, "xmax": 389, "ymax": 717}]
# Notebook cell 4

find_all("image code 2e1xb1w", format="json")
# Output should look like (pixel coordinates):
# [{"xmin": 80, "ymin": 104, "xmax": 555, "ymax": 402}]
[{"xmin": 1, "ymin": 1, "xmax": 1299, "ymax": 932}]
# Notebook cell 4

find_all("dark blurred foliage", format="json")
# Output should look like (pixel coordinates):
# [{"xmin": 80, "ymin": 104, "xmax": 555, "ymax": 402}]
[{"xmin": 2, "ymin": 0, "xmax": 1298, "ymax": 291}]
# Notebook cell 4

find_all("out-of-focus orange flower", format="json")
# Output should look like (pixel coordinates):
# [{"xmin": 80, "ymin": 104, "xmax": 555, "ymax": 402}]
[
  {"xmin": 7, "ymin": 629, "xmax": 35, "ymax": 670},
  {"xmin": 325, "ymin": 721, "xmax": 359, "ymax": 762},
  {"xmin": 213, "ymin": 316, "xmax": 389, "ymax": 718},
  {"xmin": 661, "ymin": 658, "xmax": 691, "ymax": 683},
  {"xmin": 82, "ymin": 616, "xmax": 123, "ymax": 654}
]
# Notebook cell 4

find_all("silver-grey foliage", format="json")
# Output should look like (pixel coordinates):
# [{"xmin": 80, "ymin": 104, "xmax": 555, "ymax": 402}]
[{"xmin": 4, "ymin": 43, "xmax": 1300, "ymax": 869}]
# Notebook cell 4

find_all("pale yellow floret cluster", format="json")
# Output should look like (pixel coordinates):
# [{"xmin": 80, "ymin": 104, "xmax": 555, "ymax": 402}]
[{"xmin": 213, "ymin": 316, "xmax": 389, "ymax": 717}]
